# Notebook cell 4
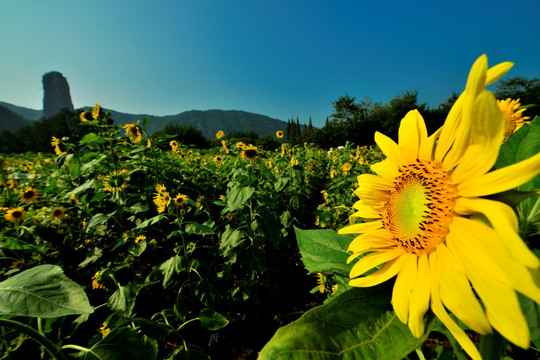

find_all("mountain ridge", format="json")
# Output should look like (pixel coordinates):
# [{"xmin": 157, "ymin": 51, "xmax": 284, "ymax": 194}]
[{"xmin": 0, "ymin": 101, "xmax": 291, "ymax": 138}]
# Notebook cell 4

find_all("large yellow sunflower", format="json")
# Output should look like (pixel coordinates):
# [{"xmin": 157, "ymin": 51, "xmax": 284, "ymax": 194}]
[
  {"xmin": 153, "ymin": 184, "xmax": 171, "ymax": 214},
  {"xmin": 338, "ymin": 55, "xmax": 540, "ymax": 360}
]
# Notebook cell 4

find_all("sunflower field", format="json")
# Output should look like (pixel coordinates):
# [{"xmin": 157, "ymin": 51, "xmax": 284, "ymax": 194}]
[
  {"xmin": 0, "ymin": 105, "xmax": 387, "ymax": 359},
  {"xmin": 1, "ymin": 57, "xmax": 540, "ymax": 360}
]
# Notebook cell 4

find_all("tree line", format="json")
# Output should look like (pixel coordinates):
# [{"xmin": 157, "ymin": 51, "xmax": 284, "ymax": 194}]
[{"xmin": 0, "ymin": 76, "xmax": 537, "ymax": 154}]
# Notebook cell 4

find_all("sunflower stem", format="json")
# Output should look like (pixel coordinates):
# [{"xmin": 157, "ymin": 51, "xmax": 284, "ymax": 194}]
[{"xmin": 479, "ymin": 332, "xmax": 504, "ymax": 360}]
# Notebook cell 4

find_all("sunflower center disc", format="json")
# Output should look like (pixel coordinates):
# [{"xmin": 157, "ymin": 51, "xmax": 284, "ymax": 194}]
[{"xmin": 382, "ymin": 160, "xmax": 457, "ymax": 255}]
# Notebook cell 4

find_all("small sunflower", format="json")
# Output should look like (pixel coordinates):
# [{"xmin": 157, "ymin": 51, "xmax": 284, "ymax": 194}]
[
  {"xmin": 92, "ymin": 272, "xmax": 106, "ymax": 290},
  {"xmin": 135, "ymin": 235, "xmax": 146, "ymax": 244},
  {"xmin": 153, "ymin": 185, "xmax": 171, "ymax": 213},
  {"xmin": 173, "ymin": 194, "xmax": 189, "ymax": 207},
  {"xmin": 50, "ymin": 206, "xmax": 66, "ymax": 220},
  {"xmin": 341, "ymin": 162, "xmax": 352, "ymax": 173},
  {"xmin": 50, "ymin": 136, "xmax": 67, "ymax": 156},
  {"xmin": 221, "ymin": 139, "xmax": 230, "ymax": 154},
  {"xmin": 235, "ymin": 141, "xmax": 246, "ymax": 149},
  {"xmin": 5, "ymin": 208, "xmax": 25, "ymax": 222},
  {"xmin": 276, "ymin": 130, "xmax": 284, "ymax": 139},
  {"xmin": 170, "ymin": 140, "xmax": 179, "ymax": 153},
  {"xmin": 92, "ymin": 102, "xmax": 101, "ymax": 120},
  {"xmin": 216, "ymin": 130, "xmax": 224, "ymax": 139},
  {"xmin": 214, "ymin": 155, "xmax": 222, "ymax": 163},
  {"xmin": 20, "ymin": 187, "xmax": 38, "ymax": 202},
  {"xmin": 103, "ymin": 170, "xmax": 129, "ymax": 192},
  {"xmin": 316, "ymin": 273, "xmax": 326, "ymax": 293},
  {"xmin": 241, "ymin": 145, "xmax": 259, "ymax": 162},
  {"xmin": 497, "ymin": 98, "xmax": 531, "ymax": 139},
  {"xmin": 79, "ymin": 111, "xmax": 93, "ymax": 122},
  {"xmin": 124, "ymin": 124, "xmax": 143, "ymax": 143}
]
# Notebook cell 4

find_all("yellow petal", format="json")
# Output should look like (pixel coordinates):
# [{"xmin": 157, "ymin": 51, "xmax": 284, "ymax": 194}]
[
  {"xmin": 350, "ymin": 206, "xmax": 380, "ymax": 220},
  {"xmin": 370, "ymin": 159, "xmax": 399, "ymax": 179},
  {"xmin": 451, "ymin": 91, "xmax": 505, "ymax": 183},
  {"xmin": 348, "ymin": 235, "xmax": 394, "ymax": 256},
  {"xmin": 429, "ymin": 251, "xmax": 482, "ymax": 360},
  {"xmin": 447, "ymin": 217, "xmax": 540, "ymax": 304},
  {"xmin": 375, "ymin": 131, "xmax": 408, "ymax": 167},
  {"xmin": 461, "ymin": 257, "xmax": 530, "ymax": 349},
  {"xmin": 455, "ymin": 197, "xmax": 540, "ymax": 268},
  {"xmin": 408, "ymin": 254, "xmax": 431, "ymax": 338},
  {"xmin": 392, "ymin": 253, "xmax": 417, "ymax": 324},
  {"xmin": 435, "ymin": 95, "xmax": 464, "ymax": 164},
  {"xmin": 419, "ymin": 126, "xmax": 441, "ymax": 161},
  {"xmin": 437, "ymin": 244, "xmax": 491, "ymax": 334},
  {"xmin": 349, "ymin": 248, "xmax": 403, "ymax": 278},
  {"xmin": 356, "ymin": 173, "xmax": 394, "ymax": 190},
  {"xmin": 349, "ymin": 254, "xmax": 406, "ymax": 287},
  {"xmin": 458, "ymin": 151, "xmax": 540, "ymax": 197},
  {"xmin": 485, "ymin": 61, "xmax": 513, "ymax": 86},
  {"xmin": 338, "ymin": 220, "xmax": 383, "ymax": 235},
  {"xmin": 398, "ymin": 110, "xmax": 427, "ymax": 163}
]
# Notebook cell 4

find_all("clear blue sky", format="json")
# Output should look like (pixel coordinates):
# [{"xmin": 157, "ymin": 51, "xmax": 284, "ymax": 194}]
[{"xmin": 1, "ymin": 0, "xmax": 539, "ymax": 128}]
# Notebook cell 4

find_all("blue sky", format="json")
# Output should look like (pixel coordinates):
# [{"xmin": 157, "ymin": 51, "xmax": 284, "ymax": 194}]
[{"xmin": 1, "ymin": 0, "xmax": 539, "ymax": 128}]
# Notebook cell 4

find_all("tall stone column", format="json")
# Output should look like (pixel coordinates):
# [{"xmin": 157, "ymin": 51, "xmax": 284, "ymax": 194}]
[{"xmin": 42, "ymin": 71, "xmax": 74, "ymax": 118}]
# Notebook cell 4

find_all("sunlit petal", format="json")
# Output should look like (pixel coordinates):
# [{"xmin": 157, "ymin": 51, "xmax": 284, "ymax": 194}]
[
  {"xmin": 392, "ymin": 254, "xmax": 417, "ymax": 324},
  {"xmin": 349, "ymin": 248, "xmax": 403, "ymax": 278},
  {"xmin": 407, "ymin": 254, "xmax": 430, "ymax": 338}
]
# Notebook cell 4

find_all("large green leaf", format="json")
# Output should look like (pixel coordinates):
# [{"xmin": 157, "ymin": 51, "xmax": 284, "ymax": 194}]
[
  {"xmin": 295, "ymin": 227, "xmax": 355, "ymax": 277},
  {"xmin": 108, "ymin": 285, "xmax": 138, "ymax": 317},
  {"xmin": 81, "ymin": 327, "xmax": 157, "ymax": 360},
  {"xmin": 226, "ymin": 185, "xmax": 254, "ymax": 211},
  {"xmin": 0, "ymin": 264, "xmax": 93, "ymax": 318},
  {"xmin": 159, "ymin": 255, "xmax": 188, "ymax": 288},
  {"xmin": 219, "ymin": 225, "xmax": 244, "ymax": 259},
  {"xmin": 259, "ymin": 286, "xmax": 432, "ymax": 360}
]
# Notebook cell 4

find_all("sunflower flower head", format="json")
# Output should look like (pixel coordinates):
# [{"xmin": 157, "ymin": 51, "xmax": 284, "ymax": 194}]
[
  {"xmin": 50, "ymin": 206, "xmax": 66, "ymax": 221},
  {"xmin": 338, "ymin": 55, "xmax": 540, "ymax": 360},
  {"xmin": 153, "ymin": 185, "xmax": 171, "ymax": 214},
  {"xmin": 241, "ymin": 145, "xmax": 259, "ymax": 163},
  {"xmin": 276, "ymin": 130, "xmax": 284, "ymax": 139},
  {"xmin": 50, "ymin": 136, "xmax": 67, "ymax": 156},
  {"xmin": 124, "ymin": 124, "xmax": 143, "ymax": 143},
  {"xmin": 173, "ymin": 193, "xmax": 189, "ymax": 207},
  {"xmin": 216, "ymin": 130, "xmax": 224, "ymax": 139},
  {"xmin": 497, "ymin": 98, "xmax": 531, "ymax": 139},
  {"xmin": 20, "ymin": 187, "xmax": 38, "ymax": 202},
  {"xmin": 5, "ymin": 208, "xmax": 25, "ymax": 222},
  {"xmin": 92, "ymin": 102, "xmax": 101, "ymax": 120}
]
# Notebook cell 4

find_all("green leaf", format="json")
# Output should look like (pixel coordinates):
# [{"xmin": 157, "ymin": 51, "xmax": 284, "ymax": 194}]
[
  {"xmin": 158, "ymin": 255, "xmax": 188, "ymax": 288},
  {"xmin": 80, "ymin": 132, "xmax": 106, "ymax": 145},
  {"xmin": 0, "ymin": 264, "xmax": 93, "ymax": 318},
  {"xmin": 227, "ymin": 185, "xmax": 254, "ymax": 211},
  {"xmin": 143, "ymin": 115, "xmax": 149, "ymax": 128},
  {"xmin": 295, "ymin": 227, "xmax": 355, "ymax": 277},
  {"xmin": 66, "ymin": 179, "xmax": 96, "ymax": 197},
  {"xmin": 274, "ymin": 177, "xmax": 289, "ymax": 192},
  {"xmin": 128, "ymin": 241, "xmax": 147, "ymax": 257},
  {"xmin": 81, "ymin": 327, "xmax": 157, "ymax": 360},
  {"xmin": 135, "ymin": 214, "xmax": 163, "ymax": 229},
  {"xmin": 259, "ymin": 286, "xmax": 433, "ymax": 360},
  {"xmin": 519, "ymin": 293, "xmax": 540, "ymax": 350},
  {"xmin": 495, "ymin": 117, "xmax": 540, "ymax": 212},
  {"xmin": 219, "ymin": 225, "xmax": 244, "ymax": 259},
  {"xmin": 199, "ymin": 308, "xmax": 229, "ymax": 331},
  {"xmin": 78, "ymin": 247, "xmax": 103, "ymax": 268},
  {"xmin": 185, "ymin": 222, "xmax": 214, "ymax": 236},
  {"xmin": 108, "ymin": 285, "xmax": 138, "ymax": 317}
]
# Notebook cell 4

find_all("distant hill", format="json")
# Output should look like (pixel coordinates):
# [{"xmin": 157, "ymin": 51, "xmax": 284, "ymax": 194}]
[
  {"xmin": 108, "ymin": 109, "xmax": 288, "ymax": 138},
  {"xmin": 0, "ymin": 101, "xmax": 43, "ymax": 121},
  {"xmin": 1, "ymin": 101, "xmax": 290, "ymax": 138},
  {"xmin": 0, "ymin": 104, "xmax": 32, "ymax": 132}
]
